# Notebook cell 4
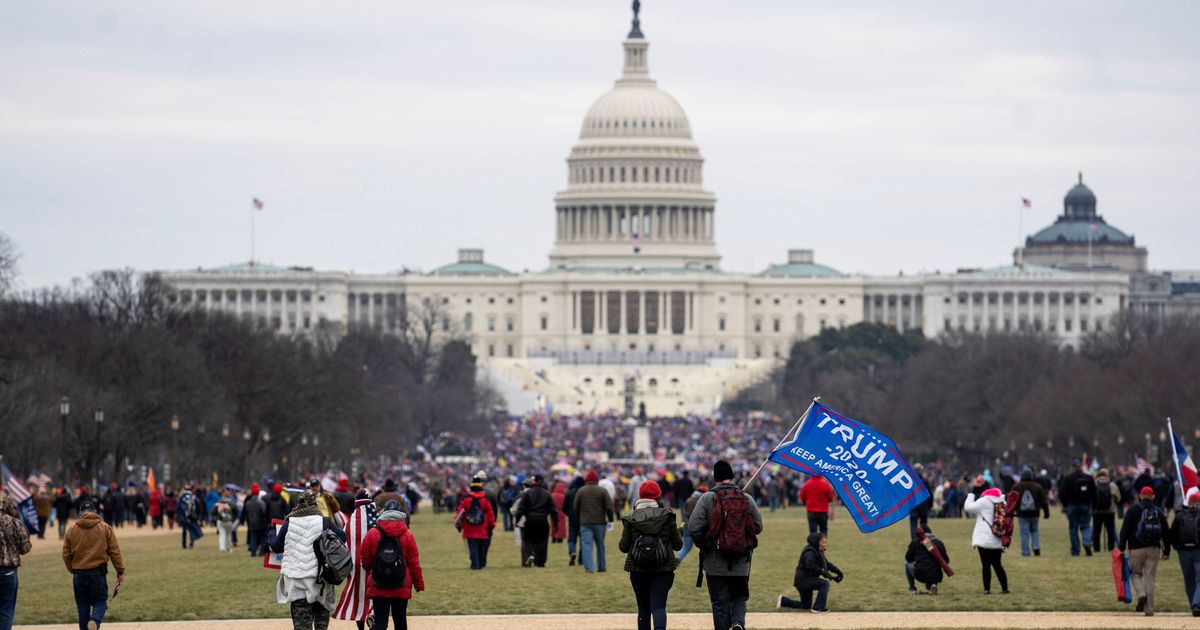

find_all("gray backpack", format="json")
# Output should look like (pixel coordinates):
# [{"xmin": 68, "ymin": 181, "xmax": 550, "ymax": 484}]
[{"xmin": 313, "ymin": 528, "xmax": 352, "ymax": 585}]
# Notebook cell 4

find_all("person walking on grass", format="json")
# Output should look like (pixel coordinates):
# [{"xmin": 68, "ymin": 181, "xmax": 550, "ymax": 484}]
[
  {"xmin": 965, "ymin": 487, "xmax": 1009, "ymax": 595},
  {"xmin": 799, "ymin": 474, "xmax": 834, "ymax": 536},
  {"xmin": 514, "ymin": 474, "xmax": 557, "ymax": 568},
  {"xmin": 619, "ymin": 481, "xmax": 682, "ymax": 630},
  {"xmin": 359, "ymin": 501, "xmax": 424, "ymax": 630},
  {"xmin": 1120, "ymin": 486, "xmax": 1171, "ymax": 616},
  {"xmin": 0, "ymin": 494, "xmax": 33, "ymax": 630},
  {"xmin": 565, "ymin": 476, "xmax": 584, "ymax": 566},
  {"xmin": 1170, "ymin": 488, "xmax": 1200, "ymax": 617},
  {"xmin": 213, "ymin": 497, "xmax": 236, "ymax": 552},
  {"xmin": 61, "ymin": 500, "xmax": 124, "ymax": 630},
  {"xmin": 688, "ymin": 460, "xmax": 763, "ymax": 630},
  {"xmin": 778, "ymin": 532, "xmax": 842, "ymax": 613},
  {"xmin": 1092, "ymin": 468, "xmax": 1121, "ymax": 553},
  {"xmin": 575, "ymin": 470, "xmax": 614, "ymax": 573},
  {"xmin": 176, "ymin": 485, "xmax": 202, "ymax": 550},
  {"xmin": 550, "ymin": 481, "xmax": 568, "ymax": 544},
  {"xmin": 677, "ymin": 485, "xmax": 705, "ymax": 563},
  {"xmin": 454, "ymin": 477, "xmax": 496, "ymax": 570},
  {"xmin": 1010, "ymin": 468, "xmax": 1049, "ymax": 557},
  {"xmin": 333, "ymin": 491, "xmax": 380, "ymax": 629},
  {"xmin": 268, "ymin": 491, "xmax": 347, "ymax": 630},
  {"xmin": 243, "ymin": 484, "xmax": 268, "ymax": 557},
  {"xmin": 1060, "ymin": 459, "xmax": 1097, "ymax": 557},
  {"xmin": 54, "ymin": 487, "xmax": 72, "ymax": 540}
]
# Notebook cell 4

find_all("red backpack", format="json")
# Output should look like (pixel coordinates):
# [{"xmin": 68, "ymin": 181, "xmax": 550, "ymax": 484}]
[{"xmin": 706, "ymin": 487, "xmax": 758, "ymax": 558}]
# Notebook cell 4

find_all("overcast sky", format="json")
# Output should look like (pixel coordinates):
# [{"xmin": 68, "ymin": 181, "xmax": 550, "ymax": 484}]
[{"xmin": 3, "ymin": 1, "xmax": 1198, "ymax": 289}]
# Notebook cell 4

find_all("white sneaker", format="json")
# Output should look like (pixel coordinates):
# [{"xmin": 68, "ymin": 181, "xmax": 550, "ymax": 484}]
[
  {"xmin": 811, "ymin": 608, "xmax": 829, "ymax": 614},
  {"xmin": 776, "ymin": 594, "xmax": 784, "ymax": 608}
]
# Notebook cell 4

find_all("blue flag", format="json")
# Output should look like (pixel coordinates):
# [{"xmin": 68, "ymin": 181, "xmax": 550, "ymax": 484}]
[
  {"xmin": 769, "ymin": 402, "xmax": 928, "ymax": 533},
  {"xmin": 1, "ymin": 461, "xmax": 40, "ymax": 535}
]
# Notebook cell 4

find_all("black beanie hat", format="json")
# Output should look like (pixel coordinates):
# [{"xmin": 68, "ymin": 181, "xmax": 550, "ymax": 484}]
[{"xmin": 713, "ymin": 460, "xmax": 734, "ymax": 482}]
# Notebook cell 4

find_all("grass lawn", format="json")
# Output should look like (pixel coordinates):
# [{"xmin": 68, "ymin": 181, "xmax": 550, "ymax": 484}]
[{"xmin": 12, "ymin": 506, "xmax": 1191, "ymax": 624}]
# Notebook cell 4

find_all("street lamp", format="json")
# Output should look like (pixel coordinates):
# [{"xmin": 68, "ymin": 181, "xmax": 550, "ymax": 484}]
[
  {"xmin": 59, "ymin": 396, "xmax": 70, "ymax": 487},
  {"xmin": 242, "ymin": 429, "xmax": 252, "ymax": 484},
  {"xmin": 170, "ymin": 415, "xmax": 180, "ymax": 483},
  {"xmin": 92, "ymin": 408, "xmax": 104, "ymax": 493},
  {"xmin": 312, "ymin": 435, "xmax": 320, "ymax": 473}
]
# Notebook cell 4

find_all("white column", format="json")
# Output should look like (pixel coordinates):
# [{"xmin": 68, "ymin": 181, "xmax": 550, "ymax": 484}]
[
  {"xmin": 638, "ymin": 291, "xmax": 646, "ymax": 337},
  {"xmin": 619, "ymin": 290, "xmax": 627, "ymax": 335}
]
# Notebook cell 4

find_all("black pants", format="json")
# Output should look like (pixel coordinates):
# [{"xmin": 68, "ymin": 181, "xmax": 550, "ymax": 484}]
[
  {"xmin": 523, "ymin": 519, "xmax": 550, "ymax": 566},
  {"xmin": 630, "ymin": 571, "xmax": 674, "ymax": 630},
  {"xmin": 36, "ymin": 516, "xmax": 47, "ymax": 539},
  {"xmin": 782, "ymin": 576, "xmax": 829, "ymax": 611},
  {"xmin": 705, "ymin": 575, "xmax": 748, "ymax": 630},
  {"xmin": 152, "ymin": 514, "xmax": 163, "ymax": 529},
  {"xmin": 807, "ymin": 513, "xmax": 828, "ymax": 536},
  {"xmin": 1092, "ymin": 512, "xmax": 1117, "ymax": 551},
  {"xmin": 977, "ymin": 547, "xmax": 1008, "ymax": 593},
  {"xmin": 58, "ymin": 517, "xmax": 68, "ymax": 539},
  {"xmin": 372, "ymin": 596, "xmax": 408, "ymax": 630}
]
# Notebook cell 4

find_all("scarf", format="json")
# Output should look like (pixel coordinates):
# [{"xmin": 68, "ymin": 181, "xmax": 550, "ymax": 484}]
[{"xmin": 634, "ymin": 498, "xmax": 660, "ymax": 511}]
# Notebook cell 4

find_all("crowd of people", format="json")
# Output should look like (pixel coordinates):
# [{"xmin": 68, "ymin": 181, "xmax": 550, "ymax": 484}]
[{"xmin": 1, "ymin": 410, "xmax": 1199, "ymax": 629}]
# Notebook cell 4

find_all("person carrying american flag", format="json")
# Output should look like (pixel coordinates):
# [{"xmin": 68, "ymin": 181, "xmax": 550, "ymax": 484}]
[{"xmin": 333, "ymin": 491, "xmax": 378, "ymax": 628}]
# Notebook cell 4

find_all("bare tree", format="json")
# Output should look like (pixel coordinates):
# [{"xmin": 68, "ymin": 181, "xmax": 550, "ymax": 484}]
[{"xmin": 0, "ymin": 233, "xmax": 18, "ymax": 296}]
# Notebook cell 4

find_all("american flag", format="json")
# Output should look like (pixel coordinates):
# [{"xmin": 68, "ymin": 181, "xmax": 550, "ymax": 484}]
[
  {"xmin": 1136, "ymin": 456, "xmax": 1154, "ymax": 475},
  {"xmin": 252, "ymin": 197, "xmax": 264, "ymax": 210},
  {"xmin": 1021, "ymin": 198, "xmax": 1031, "ymax": 208},
  {"xmin": 25, "ymin": 473, "xmax": 52, "ymax": 492},
  {"xmin": 2, "ymin": 461, "xmax": 39, "ymax": 535},
  {"xmin": 332, "ymin": 498, "xmax": 378, "ymax": 622}
]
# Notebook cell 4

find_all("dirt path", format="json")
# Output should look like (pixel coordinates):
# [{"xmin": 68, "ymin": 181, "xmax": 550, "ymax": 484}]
[{"xmin": 15, "ymin": 612, "xmax": 1199, "ymax": 629}]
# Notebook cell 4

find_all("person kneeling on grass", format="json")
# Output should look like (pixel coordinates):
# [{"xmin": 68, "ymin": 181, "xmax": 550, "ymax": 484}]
[
  {"xmin": 778, "ymin": 532, "xmax": 842, "ymax": 613},
  {"xmin": 906, "ymin": 526, "xmax": 951, "ymax": 595}
]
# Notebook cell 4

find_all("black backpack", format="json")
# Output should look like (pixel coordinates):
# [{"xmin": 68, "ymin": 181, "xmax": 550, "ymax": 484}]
[
  {"xmin": 313, "ymin": 528, "xmax": 353, "ymax": 585},
  {"xmin": 1175, "ymin": 509, "xmax": 1200, "ymax": 550},
  {"xmin": 1094, "ymin": 482, "xmax": 1113, "ymax": 512},
  {"xmin": 465, "ymin": 497, "xmax": 485, "ymax": 526},
  {"xmin": 371, "ymin": 526, "xmax": 407, "ymax": 588},
  {"xmin": 629, "ymin": 532, "xmax": 671, "ymax": 571},
  {"xmin": 1136, "ymin": 505, "xmax": 1164, "ymax": 546}
]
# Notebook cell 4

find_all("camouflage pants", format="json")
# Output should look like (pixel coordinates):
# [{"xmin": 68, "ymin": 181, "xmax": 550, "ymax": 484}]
[{"xmin": 290, "ymin": 600, "xmax": 330, "ymax": 630}]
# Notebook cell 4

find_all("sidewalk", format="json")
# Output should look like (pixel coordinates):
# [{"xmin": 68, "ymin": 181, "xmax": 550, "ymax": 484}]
[{"xmin": 17, "ymin": 611, "xmax": 1200, "ymax": 629}]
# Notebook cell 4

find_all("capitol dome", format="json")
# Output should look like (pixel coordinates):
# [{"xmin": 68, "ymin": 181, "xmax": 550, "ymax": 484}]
[{"xmin": 549, "ymin": 5, "xmax": 720, "ymax": 271}]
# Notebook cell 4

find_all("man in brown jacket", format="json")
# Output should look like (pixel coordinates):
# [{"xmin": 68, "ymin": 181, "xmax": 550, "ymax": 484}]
[
  {"xmin": 62, "ymin": 501, "xmax": 125, "ymax": 630},
  {"xmin": 573, "ymin": 470, "xmax": 614, "ymax": 573}
]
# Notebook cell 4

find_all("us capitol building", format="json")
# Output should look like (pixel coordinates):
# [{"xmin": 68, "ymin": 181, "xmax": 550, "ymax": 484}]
[{"xmin": 160, "ymin": 7, "xmax": 1196, "ymax": 415}]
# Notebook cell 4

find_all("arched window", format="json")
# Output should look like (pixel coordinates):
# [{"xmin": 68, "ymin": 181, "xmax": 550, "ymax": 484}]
[{"xmin": 464, "ymin": 313, "xmax": 473, "ymax": 331}]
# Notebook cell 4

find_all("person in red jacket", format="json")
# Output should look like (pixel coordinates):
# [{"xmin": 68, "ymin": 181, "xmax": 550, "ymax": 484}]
[
  {"xmin": 550, "ymin": 482, "xmax": 568, "ymax": 544},
  {"xmin": 359, "ymin": 502, "xmax": 424, "ymax": 630},
  {"xmin": 455, "ymin": 478, "xmax": 497, "ymax": 570},
  {"xmin": 800, "ymin": 474, "xmax": 835, "ymax": 536}
]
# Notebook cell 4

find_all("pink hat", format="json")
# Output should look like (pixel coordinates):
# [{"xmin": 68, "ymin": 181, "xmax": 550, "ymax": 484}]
[{"xmin": 981, "ymin": 487, "xmax": 1003, "ymax": 498}]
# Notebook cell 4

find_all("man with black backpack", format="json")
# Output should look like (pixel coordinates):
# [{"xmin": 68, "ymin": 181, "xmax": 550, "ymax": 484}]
[
  {"xmin": 1011, "ymin": 468, "xmax": 1049, "ymax": 557},
  {"xmin": 1060, "ymin": 460, "xmax": 1097, "ymax": 557},
  {"xmin": 515, "ymin": 474, "xmax": 558, "ymax": 568},
  {"xmin": 1119, "ymin": 486, "xmax": 1172, "ymax": 616},
  {"xmin": 687, "ymin": 460, "xmax": 763, "ymax": 630},
  {"xmin": 359, "ymin": 500, "xmax": 423, "ymax": 630},
  {"xmin": 1169, "ymin": 488, "xmax": 1200, "ymax": 617},
  {"xmin": 1092, "ymin": 469, "xmax": 1120, "ymax": 553}
]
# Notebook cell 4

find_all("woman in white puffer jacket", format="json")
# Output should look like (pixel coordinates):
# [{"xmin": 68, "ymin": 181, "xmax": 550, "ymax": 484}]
[{"xmin": 963, "ymin": 487, "xmax": 1009, "ymax": 595}]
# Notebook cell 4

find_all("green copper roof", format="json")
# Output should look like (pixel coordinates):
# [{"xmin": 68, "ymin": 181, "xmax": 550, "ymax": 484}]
[
  {"xmin": 429, "ymin": 261, "xmax": 513, "ymax": 276},
  {"xmin": 759, "ymin": 262, "xmax": 843, "ymax": 278}
]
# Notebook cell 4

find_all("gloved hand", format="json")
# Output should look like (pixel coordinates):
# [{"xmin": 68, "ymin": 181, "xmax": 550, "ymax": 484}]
[{"xmin": 834, "ymin": 571, "xmax": 844, "ymax": 583}]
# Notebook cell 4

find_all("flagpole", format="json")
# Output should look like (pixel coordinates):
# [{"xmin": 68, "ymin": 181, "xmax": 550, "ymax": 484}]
[
  {"xmin": 251, "ymin": 200, "xmax": 256, "ymax": 267},
  {"xmin": 1017, "ymin": 200, "xmax": 1024, "ymax": 268},
  {"xmin": 742, "ymin": 396, "xmax": 820, "ymax": 492},
  {"xmin": 1168, "ymin": 417, "xmax": 1186, "ymax": 505}
]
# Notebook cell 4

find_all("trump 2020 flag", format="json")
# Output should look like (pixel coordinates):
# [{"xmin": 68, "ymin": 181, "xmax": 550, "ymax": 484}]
[
  {"xmin": 769, "ymin": 402, "xmax": 928, "ymax": 533},
  {"xmin": 2, "ymin": 461, "xmax": 40, "ymax": 535}
]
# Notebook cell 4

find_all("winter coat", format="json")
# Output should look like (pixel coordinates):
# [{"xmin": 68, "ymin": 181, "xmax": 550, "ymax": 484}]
[
  {"xmin": 1092, "ymin": 476, "xmax": 1120, "ymax": 514},
  {"xmin": 794, "ymin": 532, "xmax": 842, "ymax": 583},
  {"xmin": 964, "ymin": 492, "xmax": 1005, "ymax": 550},
  {"xmin": 243, "ymin": 496, "xmax": 268, "ymax": 530},
  {"xmin": 35, "ymin": 494, "xmax": 52, "ymax": 519},
  {"xmin": 1119, "ymin": 500, "xmax": 1172, "ymax": 553},
  {"xmin": 264, "ymin": 492, "xmax": 290, "ymax": 523},
  {"xmin": 564, "ymin": 479, "xmax": 584, "ymax": 525},
  {"xmin": 455, "ymin": 491, "xmax": 496, "ymax": 540},
  {"xmin": 673, "ymin": 477, "xmax": 695, "ymax": 504},
  {"xmin": 1170, "ymin": 506, "xmax": 1200, "ymax": 552},
  {"xmin": 0, "ymin": 496, "xmax": 32, "ymax": 568},
  {"xmin": 1059, "ymin": 470, "xmax": 1096, "ymax": 507},
  {"xmin": 550, "ymin": 483, "xmax": 568, "ymax": 540},
  {"xmin": 800, "ymin": 477, "xmax": 834, "ymax": 513},
  {"xmin": 53, "ymin": 492, "xmax": 72, "ymax": 520},
  {"xmin": 905, "ymin": 535, "xmax": 950, "ymax": 585},
  {"xmin": 1010, "ymin": 480, "xmax": 1049, "ymax": 518},
  {"xmin": 516, "ymin": 486, "xmax": 558, "ymax": 526},
  {"xmin": 61, "ymin": 511, "xmax": 123, "ymax": 573},
  {"xmin": 334, "ymin": 490, "xmax": 356, "ymax": 515},
  {"xmin": 685, "ymin": 483, "xmax": 764, "ymax": 577},
  {"xmin": 573, "ymin": 483, "xmax": 613, "ymax": 526},
  {"xmin": 619, "ymin": 503, "xmax": 682, "ymax": 573},
  {"xmin": 360, "ymin": 518, "xmax": 424, "ymax": 599},
  {"xmin": 175, "ymin": 491, "xmax": 199, "ymax": 523},
  {"xmin": 148, "ymin": 491, "xmax": 163, "ymax": 517}
]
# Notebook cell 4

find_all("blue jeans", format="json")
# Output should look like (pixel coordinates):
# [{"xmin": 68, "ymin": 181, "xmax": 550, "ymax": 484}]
[
  {"xmin": 568, "ymin": 520, "xmax": 581, "ymax": 557},
  {"xmin": 247, "ymin": 528, "xmax": 267, "ymax": 556},
  {"xmin": 1018, "ymin": 515, "xmax": 1040, "ymax": 556},
  {"xmin": 1065, "ymin": 504, "xmax": 1092, "ymax": 556},
  {"xmin": 580, "ymin": 524, "xmax": 606, "ymax": 572},
  {"xmin": 501, "ymin": 506, "xmax": 514, "ymax": 531},
  {"xmin": 72, "ymin": 570, "xmax": 108, "ymax": 630},
  {"xmin": 905, "ymin": 561, "xmax": 917, "ymax": 590},
  {"xmin": 676, "ymin": 528, "xmax": 695, "ymax": 562},
  {"xmin": 1179, "ymin": 549, "xmax": 1200, "ymax": 608},
  {"xmin": 0, "ymin": 568, "xmax": 17, "ymax": 630},
  {"xmin": 467, "ymin": 538, "xmax": 489, "ymax": 570},
  {"xmin": 768, "ymin": 495, "xmax": 779, "ymax": 512}
]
